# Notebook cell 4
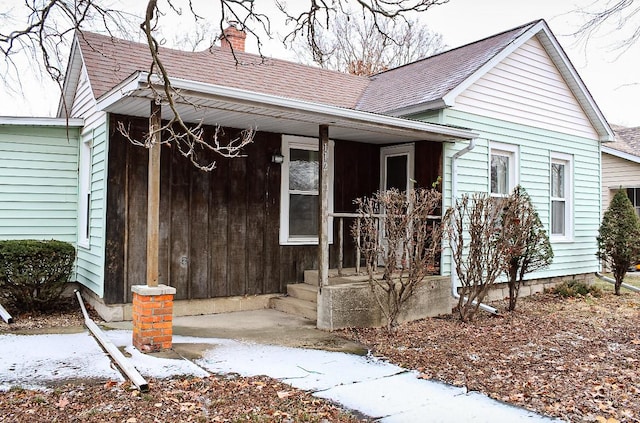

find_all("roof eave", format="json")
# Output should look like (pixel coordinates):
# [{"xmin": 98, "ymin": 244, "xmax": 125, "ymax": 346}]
[
  {"xmin": 96, "ymin": 72, "xmax": 480, "ymax": 142},
  {"xmin": 387, "ymin": 99, "xmax": 452, "ymax": 117},
  {"xmin": 57, "ymin": 35, "xmax": 82, "ymax": 118},
  {"xmin": 534, "ymin": 25, "xmax": 615, "ymax": 142},
  {"xmin": 602, "ymin": 145, "xmax": 640, "ymax": 164},
  {"xmin": 0, "ymin": 116, "xmax": 84, "ymax": 127}
]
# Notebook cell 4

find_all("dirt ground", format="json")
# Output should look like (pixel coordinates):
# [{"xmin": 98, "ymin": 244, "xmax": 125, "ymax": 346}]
[{"xmin": 339, "ymin": 285, "xmax": 640, "ymax": 423}]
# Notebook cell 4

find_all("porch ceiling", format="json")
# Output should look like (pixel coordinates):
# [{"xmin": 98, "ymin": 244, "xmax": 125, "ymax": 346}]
[{"xmin": 97, "ymin": 72, "xmax": 478, "ymax": 145}]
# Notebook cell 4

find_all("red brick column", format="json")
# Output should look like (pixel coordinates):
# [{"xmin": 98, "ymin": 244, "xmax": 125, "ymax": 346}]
[{"xmin": 131, "ymin": 285, "xmax": 177, "ymax": 353}]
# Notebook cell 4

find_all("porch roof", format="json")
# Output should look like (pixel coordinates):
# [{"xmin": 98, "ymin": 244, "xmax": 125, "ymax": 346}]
[{"xmin": 96, "ymin": 72, "xmax": 478, "ymax": 144}]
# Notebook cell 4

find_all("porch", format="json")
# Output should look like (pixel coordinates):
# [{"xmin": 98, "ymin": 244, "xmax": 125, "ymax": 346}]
[
  {"xmin": 98, "ymin": 76, "xmax": 478, "ymax": 328},
  {"xmin": 270, "ymin": 267, "xmax": 451, "ymax": 330}
]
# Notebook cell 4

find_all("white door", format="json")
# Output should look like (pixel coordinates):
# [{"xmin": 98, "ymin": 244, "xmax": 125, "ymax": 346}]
[{"xmin": 379, "ymin": 144, "xmax": 415, "ymax": 265}]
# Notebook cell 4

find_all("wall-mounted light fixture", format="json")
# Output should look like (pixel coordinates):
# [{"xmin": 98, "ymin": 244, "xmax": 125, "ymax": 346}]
[{"xmin": 271, "ymin": 153, "xmax": 284, "ymax": 164}]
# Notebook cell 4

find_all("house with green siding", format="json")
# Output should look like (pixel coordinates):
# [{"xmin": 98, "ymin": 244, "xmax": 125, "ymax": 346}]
[
  {"xmin": 0, "ymin": 19, "xmax": 614, "ymax": 325},
  {"xmin": 0, "ymin": 118, "xmax": 83, "ymax": 244}
]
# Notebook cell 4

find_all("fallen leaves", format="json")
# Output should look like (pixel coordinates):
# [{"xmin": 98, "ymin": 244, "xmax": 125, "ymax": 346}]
[
  {"xmin": 340, "ymin": 292, "xmax": 640, "ymax": 422},
  {"xmin": 0, "ymin": 376, "xmax": 367, "ymax": 422}
]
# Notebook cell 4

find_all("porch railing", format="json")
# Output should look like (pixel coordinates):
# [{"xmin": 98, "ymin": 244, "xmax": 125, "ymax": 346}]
[{"xmin": 329, "ymin": 212, "xmax": 442, "ymax": 276}]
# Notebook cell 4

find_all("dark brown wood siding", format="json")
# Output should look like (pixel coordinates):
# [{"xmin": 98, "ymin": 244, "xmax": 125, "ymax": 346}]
[
  {"xmin": 105, "ymin": 115, "xmax": 282, "ymax": 303},
  {"xmin": 104, "ymin": 115, "xmax": 442, "ymax": 303}
]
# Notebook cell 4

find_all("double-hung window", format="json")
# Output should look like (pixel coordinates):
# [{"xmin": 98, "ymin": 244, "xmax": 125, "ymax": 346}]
[
  {"xmin": 625, "ymin": 188, "xmax": 640, "ymax": 216},
  {"xmin": 550, "ymin": 153, "xmax": 573, "ymax": 240},
  {"xmin": 279, "ymin": 135, "xmax": 334, "ymax": 245},
  {"xmin": 490, "ymin": 142, "xmax": 518, "ymax": 196},
  {"xmin": 78, "ymin": 138, "xmax": 92, "ymax": 248}
]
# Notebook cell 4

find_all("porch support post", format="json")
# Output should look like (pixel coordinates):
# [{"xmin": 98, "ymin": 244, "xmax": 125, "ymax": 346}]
[
  {"xmin": 318, "ymin": 124, "xmax": 330, "ymax": 292},
  {"xmin": 132, "ymin": 100, "xmax": 176, "ymax": 353},
  {"xmin": 147, "ymin": 101, "xmax": 161, "ymax": 288}
]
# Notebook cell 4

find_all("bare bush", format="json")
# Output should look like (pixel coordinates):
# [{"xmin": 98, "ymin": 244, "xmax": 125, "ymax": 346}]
[
  {"xmin": 501, "ymin": 186, "xmax": 553, "ymax": 311},
  {"xmin": 353, "ymin": 188, "xmax": 442, "ymax": 331},
  {"xmin": 444, "ymin": 193, "xmax": 507, "ymax": 322}
]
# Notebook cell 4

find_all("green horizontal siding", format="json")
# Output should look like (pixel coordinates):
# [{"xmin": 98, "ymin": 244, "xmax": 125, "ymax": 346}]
[
  {"xmin": 0, "ymin": 125, "xmax": 80, "ymax": 244},
  {"xmin": 440, "ymin": 109, "xmax": 601, "ymax": 280},
  {"xmin": 75, "ymin": 120, "xmax": 108, "ymax": 297}
]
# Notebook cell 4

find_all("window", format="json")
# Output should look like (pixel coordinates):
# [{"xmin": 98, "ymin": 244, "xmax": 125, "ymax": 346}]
[
  {"xmin": 550, "ymin": 153, "xmax": 572, "ymax": 240},
  {"xmin": 626, "ymin": 188, "xmax": 640, "ymax": 216},
  {"xmin": 279, "ymin": 135, "xmax": 334, "ymax": 245},
  {"xmin": 490, "ymin": 143, "xmax": 518, "ymax": 196},
  {"xmin": 78, "ymin": 138, "xmax": 92, "ymax": 248}
]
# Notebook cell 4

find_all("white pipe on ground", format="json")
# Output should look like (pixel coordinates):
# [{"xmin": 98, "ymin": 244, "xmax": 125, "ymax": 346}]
[
  {"xmin": 0, "ymin": 303, "xmax": 13, "ymax": 324},
  {"xmin": 450, "ymin": 139, "xmax": 499, "ymax": 315},
  {"xmin": 595, "ymin": 272, "xmax": 640, "ymax": 293},
  {"xmin": 75, "ymin": 290, "xmax": 149, "ymax": 392}
]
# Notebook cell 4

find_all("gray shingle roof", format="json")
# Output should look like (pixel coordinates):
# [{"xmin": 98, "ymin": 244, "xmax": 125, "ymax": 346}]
[
  {"xmin": 77, "ymin": 31, "xmax": 370, "ymax": 109},
  {"xmin": 77, "ymin": 20, "xmax": 565, "ymax": 119},
  {"xmin": 355, "ymin": 21, "xmax": 540, "ymax": 114},
  {"xmin": 608, "ymin": 126, "xmax": 640, "ymax": 157}
]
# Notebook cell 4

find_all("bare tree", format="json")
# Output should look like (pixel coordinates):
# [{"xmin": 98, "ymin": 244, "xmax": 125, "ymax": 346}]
[
  {"xmin": 169, "ymin": 20, "xmax": 219, "ymax": 52},
  {"xmin": 572, "ymin": 0, "xmax": 640, "ymax": 54},
  {"xmin": 501, "ymin": 186, "xmax": 553, "ymax": 311},
  {"xmin": 0, "ymin": 0, "xmax": 447, "ymax": 168},
  {"xmin": 354, "ymin": 188, "xmax": 442, "ymax": 331},
  {"xmin": 444, "ymin": 193, "xmax": 507, "ymax": 322},
  {"xmin": 293, "ymin": 10, "xmax": 446, "ymax": 75}
]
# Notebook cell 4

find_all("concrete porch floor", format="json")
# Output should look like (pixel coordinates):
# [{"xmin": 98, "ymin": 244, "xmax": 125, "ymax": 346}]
[{"xmin": 102, "ymin": 308, "xmax": 367, "ymax": 356}]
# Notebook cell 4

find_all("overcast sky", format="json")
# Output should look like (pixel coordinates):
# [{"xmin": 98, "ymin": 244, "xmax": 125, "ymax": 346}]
[{"xmin": 1, "ymin": 0, "xmax": 638, "ymax": 127}]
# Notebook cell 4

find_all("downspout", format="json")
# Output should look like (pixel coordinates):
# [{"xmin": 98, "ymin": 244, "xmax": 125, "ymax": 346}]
[
  {"xmin": 75, "ymin": 290, "xmax": 149, "ymax": 392},
  {"xmin": 595, "ymin": 272, "xmax": 640, "ymax": 293},
  {"xmin": 450, "ymin": 139, "xmax": 499, "ymax": 314}
]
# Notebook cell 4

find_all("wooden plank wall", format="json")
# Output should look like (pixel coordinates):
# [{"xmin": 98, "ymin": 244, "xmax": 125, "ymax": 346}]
[{"xmin": 104, "ymin": 115, "xmax": 442, "ymax": 303}]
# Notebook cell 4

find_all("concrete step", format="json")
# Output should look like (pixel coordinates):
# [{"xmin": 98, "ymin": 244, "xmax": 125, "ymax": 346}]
[
  {"xmin": 287, "ymin": 283, "xmax": 317, "ymax": 303},
  {"xmin": 270, "ymin": 296, "xmax": 317, "ymax": 321},
  {"xmin": 304, "ymin": 269, "xmax": 370, "ymax": 286}
]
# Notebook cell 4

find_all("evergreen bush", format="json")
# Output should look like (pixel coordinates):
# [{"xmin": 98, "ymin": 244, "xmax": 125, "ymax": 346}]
[{"xmin": 0, "ymin": 240, "xmax": 75, "ymax": 312}]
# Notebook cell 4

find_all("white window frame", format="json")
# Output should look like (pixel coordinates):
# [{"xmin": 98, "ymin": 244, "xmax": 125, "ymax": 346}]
[
  {"xmin": 379, "ymin": 143, "xmax": 415, "ymax": 194},
  {"xmin": 489, "ymin": 142, "xmax": 519, "ymax": 197},
  {"xmin": 279, "ymin": 135, "xmax": 334, "ymax": 245},
  {"xmin": 550, "ymin": 152, "xmax": 573, "ymax": 242},
  {"xmin": 78, "ymin": 138, "xmax": 92, "ymax": 249}
]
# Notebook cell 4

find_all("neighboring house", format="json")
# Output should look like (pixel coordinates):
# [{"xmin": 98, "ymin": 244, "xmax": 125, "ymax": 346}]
[
  {"xmin": 0, "ymin": 19, "xmax": 614, "ymax": 324},
  {"xmin": 601, "ymin": 126, "xmax": 640, "ymax": 214}
]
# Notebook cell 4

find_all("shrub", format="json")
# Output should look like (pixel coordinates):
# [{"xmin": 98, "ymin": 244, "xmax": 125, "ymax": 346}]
[
  {"xmin": 444, "ymin": 193, "xmax": 506, "ymax": 322},
  {"xmin": 597, "ymin": 190, "xmax": 640, "ymax": 295},
  {"xmin": 501, "ymin": 186, "xmax": 553, "ymax": 311},
  {"xmin": 553, "ymin": 281, "xmax": 602, "ymax": 298},
  {"xmin": 353, "ymin": 187, "xmax": 442, "ymax": 331},
  {"xmin": 0, "ymin": 240, "xmax": 76, "ymax": 312}
]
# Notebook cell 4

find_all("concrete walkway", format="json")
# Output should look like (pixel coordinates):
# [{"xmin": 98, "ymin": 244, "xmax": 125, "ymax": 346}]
[{"xmin": 2, "ymin": 309, "xmax": 562, "ymax": 422}]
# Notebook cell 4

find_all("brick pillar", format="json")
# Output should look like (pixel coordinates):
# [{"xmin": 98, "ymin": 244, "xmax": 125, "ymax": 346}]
[{"xmin": 131, "ymin": 285, "xmax": 176, "ymax": 353}]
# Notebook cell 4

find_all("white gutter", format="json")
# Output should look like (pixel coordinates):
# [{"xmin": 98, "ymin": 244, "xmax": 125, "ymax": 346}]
[
  {"xmin": 96, "ymin": 72, "xmax": 479, "ymax": 142},
  {"xmin": 0, "ymin": 116, "xmax": 84, "ymax": 127},
  {"xmin": 75, "ymin": 290, "xmax": 149, "ymax": 392},
  {"xmin": 449, "ymin": 139, "xmax": 499, "ymax": 315},
  {"xmin": 0, "ymin": 303, "xmax": 12, "ymax": 324},
  {"xmin": 602, "ymin": 146, "xmax": 640, "ymax": 165},
  {"xmin": 595, "ymin": 272, "xmax": 640, "ymax": 293}
]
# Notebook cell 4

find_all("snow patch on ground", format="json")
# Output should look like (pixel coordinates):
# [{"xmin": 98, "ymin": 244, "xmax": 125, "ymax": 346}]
[
  {"xmin": 0, "ymin": 332, "xmax": 121, "ymax": 390},
  {"xmin": 0, "ymin": 330, "xmax": 562, "ymax": 422}
]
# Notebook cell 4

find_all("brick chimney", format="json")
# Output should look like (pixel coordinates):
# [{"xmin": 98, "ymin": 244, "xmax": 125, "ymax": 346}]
[{"xmin": 220, "ymin": 25, "xmax": 246, "ymax": 52}]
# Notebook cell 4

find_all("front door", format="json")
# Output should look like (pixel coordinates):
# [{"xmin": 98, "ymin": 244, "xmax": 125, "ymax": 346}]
[{"xmin": 379, "ymin": 144, "xmax": 415, "ymax": 264}]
